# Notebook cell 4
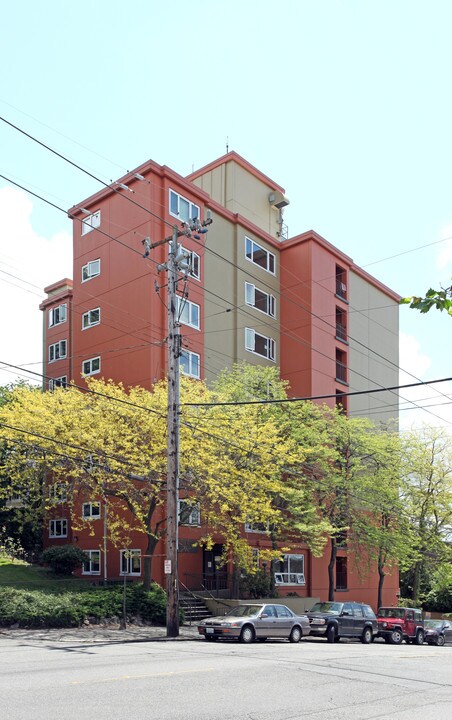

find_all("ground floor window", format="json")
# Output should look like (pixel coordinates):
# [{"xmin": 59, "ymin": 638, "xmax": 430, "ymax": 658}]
[
  {"xmin": 274, "ymin": 554, "xmax": 305, "ymax": 585},
  {"xmin": 336, "ymin": 556, "xmax": 348, "ymax": 590},
  {"xmin": 49, "ymin": 518, "xmax": 67, "ymax": 538},
  {"xmin": 82, "ymin": 550, "xmax": 101, "ymax": 575},
  {"xmin": 120, "ymin": 549, "xmax": 141, "ymax": 575}
]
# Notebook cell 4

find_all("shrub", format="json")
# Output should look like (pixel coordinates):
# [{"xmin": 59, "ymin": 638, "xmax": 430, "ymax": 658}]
[
  {"xmin": 239, "ymin": 570, "xmax": 277, "ymax": 599},
  {"xmin": 41, "ymin": 545, "xmax": 89, "ymax": 575}
]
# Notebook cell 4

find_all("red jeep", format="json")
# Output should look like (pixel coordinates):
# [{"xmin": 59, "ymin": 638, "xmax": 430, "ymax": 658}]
[{"xmin": 377, "ymin": 607, "xmax": 424, "ymax": 645}]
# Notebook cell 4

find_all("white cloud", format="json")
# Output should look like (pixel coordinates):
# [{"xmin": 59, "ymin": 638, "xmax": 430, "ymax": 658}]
[{"xmin": 0, "ymin": 186, "xmax": 72, "ymax": 387}]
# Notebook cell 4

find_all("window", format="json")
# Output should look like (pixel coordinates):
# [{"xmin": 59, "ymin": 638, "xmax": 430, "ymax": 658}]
[
  {"xmin": 169, "ymin": 190, "xmax": 199, "ymax": 223},
  {"xmin": 82, "ymin": 502, "xmax": 101, "ymax": 520},
  {"xmin": 274, "ymin": 554, "xmax": 305, "ymax": 585},
  {"xmin": 178, "ymin": 245, "xmax": 200, "ymax": 280},
  {"xmin": 49, "ymin": 519, "xmax": 67, "ymax": 538},
  {"xmin": 245, "ymin": 283, "xmax": 276, "ymax": 317},
  {"xmin": 336, "ymin": 265, "xmax": 347, "ymax": 300},
  {"xmin": 82, "ymin": 356, "xmax": 100, "ymax": 376},
  {"xmin": 336, "ymin": 348, "xmax": 347, "ymax": 384},
  {"xmin": 336, "ymin": 307, "xmax": 347, "ymax": 342},
  {"xmin": 120, "ymin": 549, "xmax": 141, "ymax": 575},
  {"xmin": 49, "ymin": 340, "xmax": 67, "ymax": 363},
  {"xmin": 177, "ymin": 296, "xmax": 200, "ymax": 329},
  {"xmin": 245, "ymin": 237, "xmax": 275, "ymax": 274},
  {"xmin": 245, "ymin": 521, "xmax": 269, "ymax": 533},
  {"xmin": 363, "ymin": 605, "xmax": 376, "ymax": 619},
  {"xmin": 82, "ymin": 308, "xmax": 100, "ymax": 329},
  {"xmin": 48, "ymin": 483, "xmax": 67, "ymax": 503},
  {"xmin": 48, "ymin": 304, "xmax": 67, "ymax": 328},
  {"xmin": 49, "ymin": 376, "xmax": 68, "ymax": 391},
  {"xmin": 335, "ymin": 389, "xmax": 347, "ymax": 413},
  {"xmin": 245, "ymin": 328, "xmax": 275, "ymax": 361},
  {"xmin": 180, "ymin": 350, "xmax": 200, "ymax": 378},
  {"xmin": 336, "ymin": 556, "xmax": 348, "ymax": 590},
  {"xmin": 252, "ymin": 548, "xmax": 259, "ymax": 568},
  {"xmin": 82, "ymin": 259, "xmax": 101, "ymax": 282},
  {"xmin": 178, "ymin": 500, "xmax": 200, "ymax": 526},
  {"xmin": 82, "ymin": 550, "xmax": 101, "ymax": 575},
  {"xmin": 81, "ymin": 210, "xmax": 101, "ymax": 235}
]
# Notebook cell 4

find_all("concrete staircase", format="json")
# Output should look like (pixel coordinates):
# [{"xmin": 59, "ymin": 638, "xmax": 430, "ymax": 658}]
[{"xmin": 180, "ymin": 593, "xmax": 212, "ymax": 623}]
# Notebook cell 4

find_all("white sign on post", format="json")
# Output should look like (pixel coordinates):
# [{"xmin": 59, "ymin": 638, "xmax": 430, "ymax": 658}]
[{"xmin": 164, "ymin": 559, "xmax": 172, "ymax": 575}]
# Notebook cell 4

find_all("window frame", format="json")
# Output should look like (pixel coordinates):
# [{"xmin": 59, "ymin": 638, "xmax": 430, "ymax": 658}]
[
  {"xmin": 335, "ymin": 556, "xmax": 348, "ymax": 590},
  {"xmin": 82, "ymin": 356, "xmax": 101, "ymax": 377},
  {"xmin": 178, "ymin": 500, "xmax": 201, "ymax": 526},
  {"xmin": 245, "ymin": 328, "xmax": 276, "ymax": 361},
  {"xmin": 49, "ymin": 518, "xmax": 68, "ymax": 538},
  {"xmin": 177, "ymin": 296, "xmax": 200, "ymax": 330},
  {"xmin": 49, "ymin": 376, "xmax": 68, "ymax": 391},
  {"xmin": 81, "ymin": 210, "xmax": 101, "ymax": 236},
  {"xmin": 180, "ymin": 349, "xmax": 200, "ymax": 379},
  {"xmin": 48, "ymin": 340, "xmax": 67, "ymax": 363},
  {"xmin": 48, "ymin": 483, "xmax": 68, "ymax": 503},
  {"xmin": 82, "ymin": 259, "xmax": 101, "ymax": 282},
  {"xmin": 82, "ymin": 550, "xmax": 101, "ymax": 575},
  {"xmin": 48, "ymin": 304, "xmax": 67, "ymax": 328},
  {"xmin": 169, "ymin": 189, "xmax": 200, "ymax": 223},
  {"xmin": 274, "ymin": 554, "xmax": 305, "ymax": 586},
  {"xmin": 82, "ymin": 307, "xmax": 101, "ymax": 330},
  {"xmin": 245, "ymin": 236, "xmax": 276, "ymax": 275},
  {"xmin": 120, "ymin": 549, "xmax": 142, "ymax": 576},
  {"xmin": 245, "ymin": 282, "xmax": 276, "ymax": 318},
  {"xmin": 82, "ymin": 502, "xmax": 101, "ymax": 520}
]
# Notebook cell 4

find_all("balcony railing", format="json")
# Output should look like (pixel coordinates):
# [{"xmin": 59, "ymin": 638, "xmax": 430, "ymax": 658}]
[
  {"xmin": 336, "ymin": 361, "xmax": 347, "ymax": 383},
  {"xmin": 336, "ymin": 323, "xmax": 347, "ymax": 342},
  {"xmin": 336, "ymin": 279, "xmax": 347, "ymax": 299}
]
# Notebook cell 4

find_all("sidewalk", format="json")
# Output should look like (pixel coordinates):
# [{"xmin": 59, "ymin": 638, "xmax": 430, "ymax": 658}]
[{"xmin": 0, "ymin": 623, "xmax": 201, "ymax": 644}]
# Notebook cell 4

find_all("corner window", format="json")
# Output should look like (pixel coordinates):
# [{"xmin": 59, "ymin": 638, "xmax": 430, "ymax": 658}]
[
  {"xmin": 82, "ymin": 550, "xmax": 101, "ymax": 575},
  {"xmin": 180, "ymin": 350, "xmax": 200, "ymax": 378},
  {"xmin": 169, "ymin": 190, "xmax": 200, "ymax": 223},
  {"xmin": 82, "ymin": 308, "xmax": 100, "ymax": 329},
  {"xmin": 245, "ymin": 282, "xmax": 276, "ymax": 317},
  {"xmin": 81, "ymin": 210, "xmax": 101, "ymax": 236},
  {"xmin": 49, "ymin": 518, "xmax": 67, "ymax": 538},
  {"xmin": 49, "ymin": 340, "xmax": 67, "ymax": 363},
  {"xmin": 82, "ymin": 502, "xmax": 101, "ymax": 520},
  {"xmin": 245, "ymin": 237, "xmax": 275, "ymax": 274},
  {"xmin": 177, "ymin": 296, "xmax": 200, "ymax": 329},
  {"xmin": 274, "ymin": 554, "xmax": 305, "ymax": 585},
  {"xmin": 245, "ymin": 328, "xmax": 275, "ymax": 361},
  {"xmin": 120, "ymin": 549, "xmax": 141, "ymax": 576},
  {"xmin": 48, "ymin": 304, "xmax": 67, "ymax": 328},
  {"xmin": 178, "ymin": 500, "xmax": 200, "ymax": 526},
  {"xmin": 82, "ymin": 356, "xmax": 100, "ymax": 376},
  {"xmin": 82, "ymin": 259, "xmax": 101, "ymax": 282}
]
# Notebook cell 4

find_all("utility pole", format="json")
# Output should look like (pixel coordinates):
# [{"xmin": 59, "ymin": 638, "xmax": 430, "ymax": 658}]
[{"xmin": 144, "ymin": 215, "xmax": 212, "ymax": 638}]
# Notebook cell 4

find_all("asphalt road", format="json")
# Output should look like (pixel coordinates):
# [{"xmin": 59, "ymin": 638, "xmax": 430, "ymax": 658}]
[{"xmin": 1, "ymin": 635, "xmax": 451, "ymax": 720}]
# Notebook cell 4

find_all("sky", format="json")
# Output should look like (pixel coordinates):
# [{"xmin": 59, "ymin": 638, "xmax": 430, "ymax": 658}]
[{"xmin": 0, "ymin": 0, "xmax": 451, "ymax": 431}]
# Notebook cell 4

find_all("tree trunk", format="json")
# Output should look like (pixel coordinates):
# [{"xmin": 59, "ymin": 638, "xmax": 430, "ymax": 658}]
[
  {"xmin": 377, "ymin": 551, "xmax": 386, "ymax": 611},
  {"xmin": 143, "ymin": 534, "xmax": 159, "ymax": 591},
  {"xmin": 328, "ymin": 538, "xmax": 337, "ymax": 601}
]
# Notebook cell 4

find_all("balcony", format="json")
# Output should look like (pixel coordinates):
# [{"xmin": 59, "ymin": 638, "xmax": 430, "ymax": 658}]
[
  {"xmin": 336, "ymin": 360, "xmax": 347, "ymax": 384},
  {"xmin": 336, "ymin": 322, "xmax": 347, "ymax": 342}
]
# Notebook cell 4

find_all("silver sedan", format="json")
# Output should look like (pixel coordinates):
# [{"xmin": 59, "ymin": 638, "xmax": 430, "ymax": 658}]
[{"xmin": 197, "ymin": 603, "xmax": 311, "ymax": 643}]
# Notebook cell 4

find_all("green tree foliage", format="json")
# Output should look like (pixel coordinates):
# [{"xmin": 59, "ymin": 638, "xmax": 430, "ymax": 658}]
[
  {"xmin": 401, "ymin": 284, "xmax": 452, "ymax": 316},
  {"xmin": 41, "ymin": 545, "xmax": 89, "ymax": 575}
]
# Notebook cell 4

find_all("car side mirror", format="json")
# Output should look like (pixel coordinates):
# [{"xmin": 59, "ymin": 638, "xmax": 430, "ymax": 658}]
[
  {"xmin": 260, "ymin": 613, "xmax": 268, "ymax": 619},
  {"xmin": 444, "ymin": 624, "xmax": 450, "ymax": 629}
]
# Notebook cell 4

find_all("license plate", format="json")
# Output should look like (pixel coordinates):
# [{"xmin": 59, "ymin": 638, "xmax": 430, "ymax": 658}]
[{"xmin": 206, "ymin": 628, "xmax": 214, "ymax": 634}]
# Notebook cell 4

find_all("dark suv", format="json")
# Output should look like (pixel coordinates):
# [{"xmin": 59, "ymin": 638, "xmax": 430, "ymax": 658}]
[
  {"xmin": 307, "ymin": 601, "xmax": 378, "ymax": 643},
  {"xmin": 376, "ymin": 607, "xmax": 424, "ymax": 645}
]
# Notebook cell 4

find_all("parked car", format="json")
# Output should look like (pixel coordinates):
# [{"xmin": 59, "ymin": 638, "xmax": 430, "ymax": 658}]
[
  {"xmin": 307, "ymin": 601, "xmax": 378, "ymax": 643},
  {"xmin": 376, "ymin": 607, "xmax": 424, "ymax": 645},
  {"xmin": 197, "ymin": 603, "xmax": 310, "ymax": 643},
  {"xmin": 423, "ymin": 619, "xmax": 452, "ymax": 646}
]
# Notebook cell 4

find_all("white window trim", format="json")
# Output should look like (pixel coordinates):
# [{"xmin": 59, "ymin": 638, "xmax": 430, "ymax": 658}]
[
  {"xmin": 245, "ymin": 282, "xmax": 276, "ymax": 318},
  {"xmin": 178, "ymin": 500, "xmax": 201, "ymax": 526},
  {"xmin": 178, "ymin": 244, "xmax": 200, "ymax": 281},
  {"xmin": 177, "ymin": 296, "xmax": 200, "ymax": 330},
  {"xmin": 120, "ymin": 549, "xmax": 142, "ymax": 576},
  {"xmin": 82, "ymin": 356, "xmax": 101, "ymax": 377},
  {"xmin": 49, "ymin": 376, "xmax": 68, "ymax": 391},
  {"xmin": 274, "ymin": 554, "xmax": 305, "ymax": 586},
  {"xmin": 245, "ymin": 236, "xmax": 276, "ymax": 275},
  {"xmin": 82, "ymin": 502, "xmax": 101, "ymax": 520},
  {"xmin": 82, "ymin": 550, "xmax": 101, "ymax": 575},
  {"xmin": 49, "ymin": 518, "xmax": 68, "ymax": 538},
  {"xmin": 245, "ymin": 328, "xmax": 276, "ymax": 362},
  {"xmin": 49, "ymin": 340, "xmax": 67, "ymax": 363},
  {"xmin": 81, "ymin": 210, "xmax": 101, "ymax": 236},
  {"xmin": 169, "ymin": 189, "xmax": 200, "ymax": 223},
  {"xmin": 180, "ymin": 349, "xmax": 200, "ymax": 379},
  {"xmin": 48, "ymin": 304, "xmax": 67, "ymax": 328},
  {"xmin": 82, "ymin": 308, "xmax": 101, "ymax": 330},
  {"xmin": 245, "ymin": 520, "xmax": 270, "ymax": 533},
  {"xmin": 48, "ymin": 483, "xmax": 68, "ymax": 503},
  {"xmin": 82, "ymin": 259, "xmax": 101, "ymax": 282}
]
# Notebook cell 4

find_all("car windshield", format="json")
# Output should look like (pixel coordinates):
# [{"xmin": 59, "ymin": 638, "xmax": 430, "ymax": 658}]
[
  {"xmin": 424, "ymin": 620, "xmax": 442, "ymax": 629},
  {"xmin": 378, "ymin": 608, "xmax": 406, "ymax": 619},
  {"xmin": 309, "ymin": 602, "xmax": 342, "ymax": 614},
  {"xmin": 226, "ymin": 605, "xmax": 262, "ymax": 617}
]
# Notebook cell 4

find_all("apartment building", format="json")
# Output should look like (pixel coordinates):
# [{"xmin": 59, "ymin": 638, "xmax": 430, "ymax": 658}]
[{"xmin": 40, "ymin": 151, "xmax": 401, "ymax": 607}]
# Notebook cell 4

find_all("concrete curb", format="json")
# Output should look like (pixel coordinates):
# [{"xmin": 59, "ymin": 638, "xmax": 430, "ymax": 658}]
[{"xmin": 0, "ymin": 625, "xmax": 201, "ymax": 644}]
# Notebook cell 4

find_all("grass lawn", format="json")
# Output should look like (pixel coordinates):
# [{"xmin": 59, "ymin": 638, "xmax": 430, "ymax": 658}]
[{"xmin": 0, "ymin": 560, "xmax": 89, "ymax": 592}]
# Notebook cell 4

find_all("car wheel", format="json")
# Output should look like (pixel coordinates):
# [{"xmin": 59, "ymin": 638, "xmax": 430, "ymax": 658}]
[
  {"xmin": 240, "ymin": 625, "xmax": 255, "ymax": 644},
  {"xmin": 414, "ymin": 630, "xmax": 424, "ymax": 645},
  {"xmin": 390, "ymin": 629, "xmax": 403, "ymax": 645},
  {"xmin": 289, "ymin": 626, "xmax": 302, "ymax": 643},
  {"xmin": 437, "ymin": 634, "xmax": 445, "ymax": 647},
  {"xmin": 327, "ymin": 624, "xmax": 336, "ymax": 643},
  {"xmin": 361, "ymin": 627, "xmax": 373, "ymax": 644}
]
